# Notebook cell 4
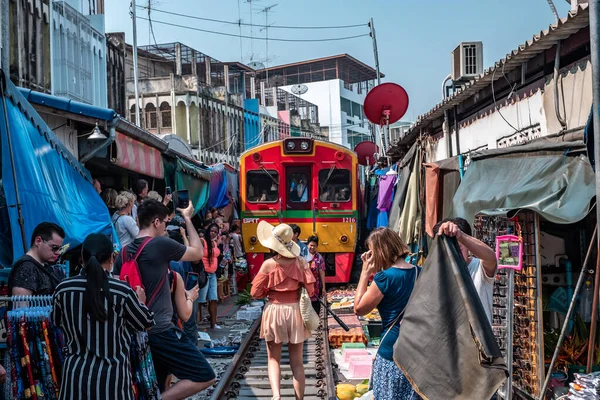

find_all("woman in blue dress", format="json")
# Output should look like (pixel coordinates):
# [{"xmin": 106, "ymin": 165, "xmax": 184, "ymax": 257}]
[{"xmin": 354, "ymin": 228, "xmax": 421, "ymax": 400}]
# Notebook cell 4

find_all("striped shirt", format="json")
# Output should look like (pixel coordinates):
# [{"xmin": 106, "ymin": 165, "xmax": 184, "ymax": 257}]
[{"xmin": 51, "ymin": 275, "xmax": 154, "ymax": 400}]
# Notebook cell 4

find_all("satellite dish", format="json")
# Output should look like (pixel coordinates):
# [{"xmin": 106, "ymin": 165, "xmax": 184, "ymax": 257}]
[
  {"xmin": 248, "ymin": 61, "xmax": 266, "ymax": 70},
  {"xmin": 291, "ymin": 84, "xmax": 308, "ymax": 95},
  {"xmin": 364, "ymin": 83, "xmax": 409, "ymax": 126},
  {"xmin": 354, "ymin": 141, "xmax": 379, "ymax": 166}
]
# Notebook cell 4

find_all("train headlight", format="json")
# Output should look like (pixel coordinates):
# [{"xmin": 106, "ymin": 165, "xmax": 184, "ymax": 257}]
[
  {"xmin": 250, "ymin": 236, "xmax": 258, "ymax": 245},
  {"xmin": 287, "ymin": 141, "xmax": 296, "ymax": 150},
  {"xmin": 340, "ymin": 235, "xmax": 349, "ymax": 243},
  {"xmin": 300, "ymin": 141, "xmax": 309, "ymax": 150}
]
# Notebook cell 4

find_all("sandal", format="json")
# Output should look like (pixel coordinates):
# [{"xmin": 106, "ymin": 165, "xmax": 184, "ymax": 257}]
[{"xmin": 271, "ymin": 397, "xmax": 281, "ymax": 400}]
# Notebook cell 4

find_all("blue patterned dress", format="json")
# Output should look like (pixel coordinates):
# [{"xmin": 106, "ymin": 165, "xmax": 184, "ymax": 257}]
[{"xmin": 371, "ymin": 354, "xmax": 421, "ymax": 400}]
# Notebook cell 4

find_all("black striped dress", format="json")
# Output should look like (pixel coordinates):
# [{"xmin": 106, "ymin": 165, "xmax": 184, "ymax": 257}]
[{"xmin": 51, "ymin": 276, "xmax": 154, "ymax": 400}]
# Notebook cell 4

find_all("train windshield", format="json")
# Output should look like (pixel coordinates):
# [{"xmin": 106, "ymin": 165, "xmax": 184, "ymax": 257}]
[
  {"xmin": 318, "ymin": 169, "xmax": 351, "ymax": 202},
  {"xmin": 247, "ymin": 170, "xmax": 279, "ymax": 203}
]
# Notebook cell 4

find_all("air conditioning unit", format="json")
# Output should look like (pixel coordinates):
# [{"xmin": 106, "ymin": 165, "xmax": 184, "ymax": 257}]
[{"xmin": 451, "ymin": 42, "xmax": 483, "ymax": 81}]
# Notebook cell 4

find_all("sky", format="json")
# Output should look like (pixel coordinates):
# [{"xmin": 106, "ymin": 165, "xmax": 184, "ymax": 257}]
[{"xmin": 104, "ymin": 0, "xmax": 573, "ymax": 121}]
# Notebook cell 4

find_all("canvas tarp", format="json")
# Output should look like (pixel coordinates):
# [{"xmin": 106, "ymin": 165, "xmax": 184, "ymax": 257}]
[
  {"xmin": 394, "ymin": 236, "xmax": 508, "ymax": 400},
  {"xmin": 0, "ymin": 73, "xmax": 114, "ymax": 266},
  {"xmin": 163, "ymin": 156, "xmax": 211, "ymax": 214},
  {"xmin": 451, "ymin": 154, "xmax": 595, "ymax": 225}
]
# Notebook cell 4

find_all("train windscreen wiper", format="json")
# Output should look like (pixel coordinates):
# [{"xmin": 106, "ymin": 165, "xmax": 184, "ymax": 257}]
[
  {"xmin": 260, "ymin": 166, "xmax": 279, "ymax": 186},
  {"xmin": 320, "ymin": 164, "xmax": 336, "ymax": 190}
]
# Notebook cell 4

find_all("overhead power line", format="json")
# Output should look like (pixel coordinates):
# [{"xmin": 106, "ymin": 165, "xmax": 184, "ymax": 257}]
[
  {"xmin": 137, "ymin": 6, "xmax": 367, "ymax": 30},
  {"xmin": 136, "ymin": 16, "xmax": 370, "ymax": 42}
]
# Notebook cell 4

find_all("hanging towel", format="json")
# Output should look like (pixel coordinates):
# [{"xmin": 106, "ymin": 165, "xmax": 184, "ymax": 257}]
[
  {"xmin": 423, "ymin": 163, "xmax": 440, "ymax": 238},
  {"xmin": 394, "ymin": 236, "xmax": 507, "ymax": 400}
]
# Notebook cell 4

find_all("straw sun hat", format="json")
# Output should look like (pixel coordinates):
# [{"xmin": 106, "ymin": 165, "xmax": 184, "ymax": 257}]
[{"xmin": 257, "ymin": 221, "xmax": 301, "ymax": 259}]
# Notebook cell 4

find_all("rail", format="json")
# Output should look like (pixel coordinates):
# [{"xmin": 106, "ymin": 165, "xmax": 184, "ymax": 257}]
[{"xmin": 211, "ymin": 306, "xmax": 335, "ymax": 399}]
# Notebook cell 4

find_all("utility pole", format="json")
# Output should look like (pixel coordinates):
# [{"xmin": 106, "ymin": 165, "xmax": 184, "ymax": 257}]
[
  {"xmin": 588, "ymin": 0, "xmax": 600, "ymax": 374},
  {"xmin": 246, "ymin": 0, "xmax": 256, "ymax": 61},
  {"xmin": 369, "ymin": 17, "xmax": 386, "ymax": 153},
  {"xmin": 261, "ymin": 4, "xmax": 277, "ymax": 83},
  {"xmin": 131, "ymin": 0, "xmax": 141, "ymax": 126}
]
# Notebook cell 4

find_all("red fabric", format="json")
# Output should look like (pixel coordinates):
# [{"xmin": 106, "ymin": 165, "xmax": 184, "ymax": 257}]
[{"xmin": 424, "ymin": 163, "xmax": 441, "ymax": 238}]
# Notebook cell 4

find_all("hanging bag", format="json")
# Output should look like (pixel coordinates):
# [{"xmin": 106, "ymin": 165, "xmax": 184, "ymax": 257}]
[{"xmin": 299, "ymin": 259, "xmax": 320, "ymax": 331}]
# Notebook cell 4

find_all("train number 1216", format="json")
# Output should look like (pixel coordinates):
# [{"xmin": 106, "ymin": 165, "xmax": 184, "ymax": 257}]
[{"xmin": 342, "ymin": 217, "xmax": 357, "ymax": 223}]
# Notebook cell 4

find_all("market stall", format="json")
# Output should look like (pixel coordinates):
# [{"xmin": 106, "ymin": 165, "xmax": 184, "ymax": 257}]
[{"xmin": 451, "ymin": 141, "xmax": 596, "ymax": 400}]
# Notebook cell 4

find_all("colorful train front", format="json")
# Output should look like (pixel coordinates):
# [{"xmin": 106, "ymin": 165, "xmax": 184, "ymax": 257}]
[{"xmin": 240, "ymin": 138, "xmax": 359, "ymax": 283}]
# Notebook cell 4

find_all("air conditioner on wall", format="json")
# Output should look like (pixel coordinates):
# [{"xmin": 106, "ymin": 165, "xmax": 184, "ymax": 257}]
[{"xmin": 451, "ymin": 42, "xmax": 484, "ymax": 81}]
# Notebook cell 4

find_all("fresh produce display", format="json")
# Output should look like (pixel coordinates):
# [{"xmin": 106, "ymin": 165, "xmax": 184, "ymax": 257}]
[
  {"xmin": 329, "ymin": 314, "xmax": 368, "ymax": 348},
  {"xmin": 335, "ymin": 382, "xmax": 369, "ymax": 399},
  {"xmin": 358, "ymin": 310, "xmax": 381, "ymax": 322},
  {"xmin": 327, "ymin": 288, "xmax": 356, "ymax": 303}
]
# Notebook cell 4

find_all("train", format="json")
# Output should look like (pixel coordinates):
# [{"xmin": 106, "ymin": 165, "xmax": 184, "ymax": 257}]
[{"xmin": 239, "ymin": 137, "xmax": 360, "ymax": 283}]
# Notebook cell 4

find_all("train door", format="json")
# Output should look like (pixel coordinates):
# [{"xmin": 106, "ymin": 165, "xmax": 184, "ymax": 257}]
[{"xmin": 285, "ymin": 166, "xmax": 311, "ymax": 210}]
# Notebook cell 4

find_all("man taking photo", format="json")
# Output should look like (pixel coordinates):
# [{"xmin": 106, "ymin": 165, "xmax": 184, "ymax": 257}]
[{"xmin": 114, "ymin": 199, "xmax": 215, "ymax": 399}]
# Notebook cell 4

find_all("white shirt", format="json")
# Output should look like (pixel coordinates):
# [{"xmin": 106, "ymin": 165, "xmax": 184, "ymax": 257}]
[{"xmin": 467, "ymin": 257, "xmax": 495, "ymax": 325}]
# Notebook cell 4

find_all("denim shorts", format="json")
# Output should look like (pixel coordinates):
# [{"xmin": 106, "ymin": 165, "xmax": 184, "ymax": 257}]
[
  {"xmin": 148, "ymin": 328, "xmax": 215, "ymax": 391},
  {"xmin": 199, "ymin": 272, "xmax": 218, "ymax": 302}
]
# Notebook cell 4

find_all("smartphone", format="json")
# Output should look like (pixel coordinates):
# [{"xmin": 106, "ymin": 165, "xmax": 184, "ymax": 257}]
[
  {"xmin": 165, "ymin": 186, "xmax": 172, "ymax": 196},
  {"xmin": 176, "ymin": 190, "xmax": 189, "ymax": 209},
  {"xmin": 186, "ymin": 272, "xmax": 199, "ymax": 290}
]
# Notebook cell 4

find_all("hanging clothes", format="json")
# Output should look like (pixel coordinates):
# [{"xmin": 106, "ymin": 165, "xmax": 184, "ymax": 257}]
[
  {"xmin": 423, "ymin": 163, "xmax": 441, "ymax": 238},
  {"xmin": 6, "ymin": 296, "xmax": 64, "ymax": 400},
  {"xmin": 365, "ymin": 174, "xmax": 380, "ymax": 230},
  {"xmin": 388, "ymin": 144, "xmax": 418, "ymax": 233},
  {"xmin": 398, "ymin": 149, "xmax": 422, "ymax": 245},
  {"xmin": 376, "ymin": 172, "xmax": 397, "ymax": 228}
]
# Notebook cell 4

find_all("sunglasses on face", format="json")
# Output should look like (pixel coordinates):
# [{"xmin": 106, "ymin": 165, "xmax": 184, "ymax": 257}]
[{"xmin": 43, "ymin": 240, "xmax": 62, "ymax": 253}]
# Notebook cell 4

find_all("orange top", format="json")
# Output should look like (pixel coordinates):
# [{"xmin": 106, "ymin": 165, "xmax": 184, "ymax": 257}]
[
  {"xmin": 202, "ymin": 239, "xmax": 220, "ymax": 274},
  {"xmin": 251, "ymin": 258, "xmax": 316, "ymax": 304}
]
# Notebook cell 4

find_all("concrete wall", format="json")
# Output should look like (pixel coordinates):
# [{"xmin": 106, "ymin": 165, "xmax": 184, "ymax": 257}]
[{"xmin": 424, "ymin": 58, "xmax": 591, "ymax": 163}]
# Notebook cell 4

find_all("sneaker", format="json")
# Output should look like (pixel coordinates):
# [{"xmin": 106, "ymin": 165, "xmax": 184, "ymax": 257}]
[{"xmin": 212, "ymin": 324, "xmax": 223, "ymax": 330}]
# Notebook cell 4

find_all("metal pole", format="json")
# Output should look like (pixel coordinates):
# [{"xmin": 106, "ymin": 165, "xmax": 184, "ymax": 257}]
[
  {"xmin": 369, "ymin": 17, "xmax": 386, "ymax": 153},
  {"xmin": 0, "ymin": 73, "xmax": 28, "ymax": 254},
  {"xmin": 587, "ymin": 251, "xmax": 600, "ymax": 372},
  {"xmin": 589, "ymin": 0, "xmax": 600, "ymax": 373},
  {"xmin": 541, "ymin": 226, "xmax": 597, "ymax": 398},
  {"xmin": 131, "ymin": 0, "xmax": 141, "ymax": 126}
]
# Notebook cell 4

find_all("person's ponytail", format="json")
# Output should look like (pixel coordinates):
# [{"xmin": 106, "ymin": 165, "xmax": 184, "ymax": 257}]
[
  {"xmin": 84, "ymin": 255, "xmax": 108, "ymax": 322},
  {"xmin": 81, "ymin": 234, "xmax": 113, "ymax": 322}
]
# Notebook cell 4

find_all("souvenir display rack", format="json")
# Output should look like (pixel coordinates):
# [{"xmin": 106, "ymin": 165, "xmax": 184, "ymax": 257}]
[
  {"xmin": 475, "ymin": 212, "xmax": 544, "ymax": 400},
  {"xmin": 474, "ymin": 215, "xmax": 515, "ymax": 400},
  {"xmin": 511, "ymin": 212, "xmax": 544, "ymax": 399}
]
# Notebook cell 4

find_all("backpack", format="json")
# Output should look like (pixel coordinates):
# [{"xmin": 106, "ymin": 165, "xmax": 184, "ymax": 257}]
[{"xmin": 120, "ymin": 238, "xmax": 165, "ymax": 307}]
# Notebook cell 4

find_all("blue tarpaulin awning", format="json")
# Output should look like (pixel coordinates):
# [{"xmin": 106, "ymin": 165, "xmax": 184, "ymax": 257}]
[{"xmin": 0, "ymin": 71, "xmax": 115, "ymax": 266}]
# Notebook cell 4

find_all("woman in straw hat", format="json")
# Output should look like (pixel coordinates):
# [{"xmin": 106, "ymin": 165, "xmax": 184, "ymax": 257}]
[{"xmin": 251, "ymin": 221, "xmax": 316, "ymax": 400}]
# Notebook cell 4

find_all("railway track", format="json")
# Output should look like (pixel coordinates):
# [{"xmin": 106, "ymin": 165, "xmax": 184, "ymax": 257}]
[{"xmin": 211, "ymin": 309, "xmax": 336, "ymax": 400}]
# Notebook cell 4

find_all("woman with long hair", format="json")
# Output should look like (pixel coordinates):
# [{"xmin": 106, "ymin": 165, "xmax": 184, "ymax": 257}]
[
  {"xmin": 354, "ymin": 228, "xmax": 421, "ymax": 400},
  {"xmin": 52, "ymin": 234, "xmax": 153, "ymax": 400},
  {"xmin": 250, "ymin": 222, "xmax": 315, "ymax": 400},
  {"xmin": 101, "ymin": 188, "xmax": 118, "ymax": 215},
  {"xmin": 198, "ymin": 222, "xmax": 221, "ymax": 329}
]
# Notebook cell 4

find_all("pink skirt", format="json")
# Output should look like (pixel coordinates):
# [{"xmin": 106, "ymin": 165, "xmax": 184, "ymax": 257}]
[{"xmin": 260, "ymin": 302, "xmax": 311, "ymax": 344}]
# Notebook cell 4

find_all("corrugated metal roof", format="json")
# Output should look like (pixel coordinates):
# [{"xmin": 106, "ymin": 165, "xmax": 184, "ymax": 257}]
[{"xmin": 404, "ymin": 4, "xmax": 589, "ymax": 140}]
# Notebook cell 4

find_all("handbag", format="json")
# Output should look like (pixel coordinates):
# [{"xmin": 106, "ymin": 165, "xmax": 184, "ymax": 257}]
[
  {"xmin": 196, "ymin": 260, "xmax": 208, "ymax": 289},
  {"xmin": 299, "ymin": 286, "xmax": 320, "ymax": 331}
]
